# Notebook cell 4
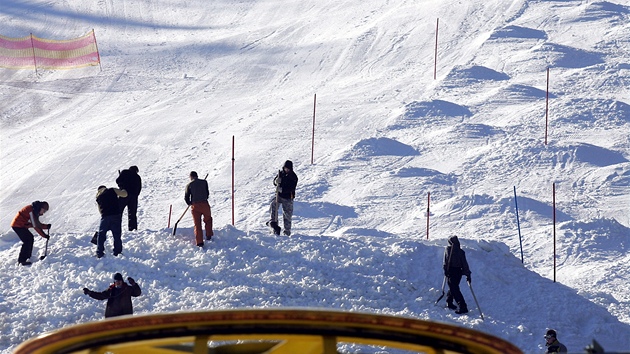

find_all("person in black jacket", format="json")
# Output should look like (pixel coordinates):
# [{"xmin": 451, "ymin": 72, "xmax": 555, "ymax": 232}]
[
  {"xmin": 544, "ymin": 329, "xmax": 568, "ymax": 353},
  {"xmin": 116, "ymin": 166, "xmax": 142, "ymax": 231},
  {"xmin": 267, "ymin": 160, "xmax": 298, "ymax": 236},
  {"xmin": 83, "ymin": 272, "xmax": 142, "ymax": 318},
  {"xmin": 95, "ymin": 185, "xmax": 128, "ymax": 258},
  {"xmin": 443, "ymin": 236, "xmax": 471, "ymax": 314}
]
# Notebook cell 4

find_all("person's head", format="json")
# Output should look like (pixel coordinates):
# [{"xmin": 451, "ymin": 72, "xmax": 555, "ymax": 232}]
[
  {"xmin": 113, "ymin": 273, "xmax": 124, "ymax": 287},
  {"xmin": 32, "ymin": 201, "xmax": 49, "ymax": 215},
  {"xmin": 544, "ymin": 329, "xmax": 558, "ymax": 344},
  {"xmin": 130, "ymin": 165, "xmax": 139, "ymax": 173},
  {"xmin": 448, "ymin": 236, "xmax": 460, "ymax": 248},
  {"xmin": 98, "ymin": 185, "xmax": 107, "ymax": 192},
  {"xmin": 190, "ymin": 171, "xmax": 198, "ymax": 180},
  {"xmin": 283, "ymin": 160, "xmax": 293, "ymax": 172}
]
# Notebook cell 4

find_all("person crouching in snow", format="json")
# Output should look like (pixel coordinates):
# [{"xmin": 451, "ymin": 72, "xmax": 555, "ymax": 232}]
[
  {"xmin": 11, "ymin": 201, "xmax": 51, "ymax": 266},
  {"xmin": 83, "ymin": 272, "xmax": 141, "ymax": 318}
]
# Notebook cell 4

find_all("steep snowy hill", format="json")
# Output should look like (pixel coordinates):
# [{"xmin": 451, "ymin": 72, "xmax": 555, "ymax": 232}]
[{"xmin": 1, "ymin": 0, "xmax": 629, "ymax": 353}]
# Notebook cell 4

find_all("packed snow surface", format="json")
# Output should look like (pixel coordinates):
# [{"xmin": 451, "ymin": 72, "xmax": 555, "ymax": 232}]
[{"xmin": 1, "ymin": 0, "xmax": 629, "ymax": 353}]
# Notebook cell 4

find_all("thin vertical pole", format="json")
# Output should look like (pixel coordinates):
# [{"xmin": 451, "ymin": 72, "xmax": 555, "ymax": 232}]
[
  {"xmin": 426, "ymin": 192, "xmax": 430, "ymax": 240},
  {"xmin": 513, "ymin": 186, "xmax": 524, "ymax": 263},
  {"xmin": 311, "ymin": 94, "xmax": 316, "ymax": 165},
  {"xmin": 552, "ymin": 182, "xmax": 556, "ymax": 282},
  {"xmin": 30, "ymin": 33, "xmax": 38, "ymax": 75},
  {"xmin": 231, "ymin": 135, "xmax": 235, "ymax": 226},
  {"xmin": 545, "ymin": 67, "xmax": 550, "ymax": 145},
  {"xmin": 92, "ymin": 29, "xmax": 103, "ymax": 72},
  {"xmin": 168, "ymin": 204, "xmax": 172, "ymax": 228},
  {"xmin": 434, "ymin": 19, "xmax": 439, "ymax": 80}
]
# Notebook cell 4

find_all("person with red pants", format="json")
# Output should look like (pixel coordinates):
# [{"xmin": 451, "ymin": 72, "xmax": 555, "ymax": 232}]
[
  {"xmin": 184, "ymin": 171, "xmax": 213, "ymax": 247},
  {"xmin": 11, "ymin": 201, "xmax": 51, "ymax": 266}
]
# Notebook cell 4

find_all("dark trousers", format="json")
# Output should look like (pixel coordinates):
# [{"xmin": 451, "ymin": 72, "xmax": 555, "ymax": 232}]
[
  {"xmin": 446, "ymin": 268, "xmax": 467, "ymax": 308},
  {"xmin": 13, "ymin": 227, "xmax": 34, "ymax": 263},
  {"xmin": 97, "ymin": 214, "xmax": 123, "ymax": 256},
  {"xmin": 119, "ymin": 196, "xmax": 138, "ymax": 231}
]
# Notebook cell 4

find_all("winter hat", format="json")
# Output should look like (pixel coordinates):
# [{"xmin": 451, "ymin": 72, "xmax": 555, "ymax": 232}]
[
  {"xmin": 98, "ymin": 185, "xmax": 107, "ymax": 191},
  {"xmin": 113, "ymin": 273, "xmax": 123, "ymax": 281},
  {"xmin": 545, "ymin": 329, "xmax": 557, "ymax": 339},
  {"xmin": 190, "ymin": 171, "xmax": 198, "ymax": 178},
  {"xmin": 448, "ymin": 236, "xmax": 460, "ymax": 247},
  {"xmin": 130, "ymin": 165, "xmax": 139, "ymax": 173},
  {"xmin": 283, "ymin": 160, "xmax": 293, "ymax": 170}
]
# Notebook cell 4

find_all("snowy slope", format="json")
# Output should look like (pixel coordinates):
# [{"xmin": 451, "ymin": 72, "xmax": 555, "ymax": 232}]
[{"xmin": 1, "ymin": 0, "xmax": 629, "ymax": 352}]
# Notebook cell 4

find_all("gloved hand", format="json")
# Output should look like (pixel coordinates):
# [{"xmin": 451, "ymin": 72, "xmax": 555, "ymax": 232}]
[
  {"xmin": 43, "ymin": 233, "xmax": 50, "ymax": 239},
  {"xmin": 127, "ymin": 277, "xmax": 135, "ymax": 285},
  {"xmin": 45, "ymin": 224, "xmax": 52, "ymax": 229},
  {"xmin": 83, "ymin": 288, "xmax": 89, "ymax": 295},
  {"xmin": 466, "ymin": 275, "xmax": 471, "ymax": 283}
]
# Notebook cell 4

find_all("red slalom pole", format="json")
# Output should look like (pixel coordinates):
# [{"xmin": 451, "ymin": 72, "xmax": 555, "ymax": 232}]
[
  {"xmin": 434, "ymin": 19, "xmax": 439, "ymax": 80},
  {"xmin": 311, "ymin": 93, "xmax": 317, "ymax": 165},
  {"xmin": 426, "ymin": 192, "xmax": 430, "ymax": 239},
  {"xmin": 545, "ymin": 67, "xmax": 550, "ymax": 145},
  {"xmin": 167, "ymin": 204, "xmax": 172, "ymax": 228},
  {"xmin": 552, "ymin": 182, "xmax": 556, "ymax": 282}
]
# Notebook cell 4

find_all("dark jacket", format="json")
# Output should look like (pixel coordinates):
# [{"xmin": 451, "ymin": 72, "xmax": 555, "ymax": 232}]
[
  {"xmin": 185, "ymin": 177, "xmax": 209, "ymax": 205},
  {"xmin": 116, "ymin": 169, "xmax": 142, "ymax": 197},
  {"xmin": 274, "ymin": 162, "xmax": 298, "ymax": 200},
  {"xmin": 443, "ymin": 236, "xmax": 471, "ymax": 277},
  {"xmin": 546, "ymin": 339, "xmax": 568, "ymax": 353},
  {"xmin": 96, "ymin": 187, "xmax": 128, "ymax": 217},
  {"xmin": 86, "ymin": 281, "xmax": 142, "ymax": 318}
]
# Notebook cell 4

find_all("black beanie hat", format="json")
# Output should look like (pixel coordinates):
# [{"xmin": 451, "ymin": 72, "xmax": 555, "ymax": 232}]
[
  {"xmin": 283, "ymin": 160, "xmax": 293, "ymax": 170},
  {"xmin": 113, "ymin": 273, "xmax": 123, "ymax": 281}
]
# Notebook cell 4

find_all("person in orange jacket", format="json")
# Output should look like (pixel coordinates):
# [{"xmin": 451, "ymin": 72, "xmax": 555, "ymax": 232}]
[{"xmin": 11, "ymin": 201, "xmax": 51, "ymax": 266}]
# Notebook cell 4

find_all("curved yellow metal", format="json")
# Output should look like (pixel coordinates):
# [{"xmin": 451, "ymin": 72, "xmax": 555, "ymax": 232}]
[{"xmin": 13, "ymin": 308, "xmax": 522, "ymax": 354}]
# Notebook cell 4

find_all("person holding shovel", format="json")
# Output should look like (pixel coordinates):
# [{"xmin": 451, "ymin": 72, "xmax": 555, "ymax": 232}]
[{"xmin": 11, "ymin": 201, "xmax": 51, "ymax": 266}]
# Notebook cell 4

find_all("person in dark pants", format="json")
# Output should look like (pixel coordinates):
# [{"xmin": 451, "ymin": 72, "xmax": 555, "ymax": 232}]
[
  {"xmin": 95, "ymin": 185, "xmax": 128, "ymax": 258},
  {"xmin": 83, "ymin": 272, "xmax": 142, "ymax": 318},
  {"xmin": 544, "ymin": 329, "xmax": 568, "ymax": 353},
  {"xmin": 267, "ymin": 160, "xmax": 298, "ymax": 236},
  {"xmin": 184, "ymin": 171, "xmax": 213, "ymax": 247},
  {"xmin": 10, "ymin": 201, "xmax": 51, "ymax": 266},
  {"xmin": 443, "ymin": 235, "xmax": 471, "ymax": 314},
  {"xmin": 116, "ymin": 165, "xmax": 142, "ymax": 231}
]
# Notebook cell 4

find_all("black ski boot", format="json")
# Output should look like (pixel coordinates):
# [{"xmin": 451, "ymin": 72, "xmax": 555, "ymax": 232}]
[
  {"xmin": 455, "ymin": 305, "xmax": 469, "ymax": 314},
  {"xmin": 446, "ymin": 301, "xmax": 457, "ymax": 310},
  {"xmin": 267, "ymin": 221, "xmax": 281, "ymax": 235}
]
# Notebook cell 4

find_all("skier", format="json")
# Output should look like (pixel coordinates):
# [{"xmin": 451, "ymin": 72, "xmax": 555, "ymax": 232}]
[
  {"xmin": 544, "ymin": 329, "xmax": 568, "ymax": 353},
  {"xmin": 83, "ymin": 272, "xmax": 142, "ymax": 318},
  {"xmin": 443, "ymin": 235, "xmax": 471, "ymax": 314},
  {"xmin": 267, "ymin": 160, "xmax": 298, "ymax": 236},
  {"xmin": 116, "ymin": 165, "xmax": 142, "ymax": 231},
  {"xmin": 95, "ymin": 185, "xmax": 128, "ymax": 258},
  {"xmin": 184, "ymin": 171, "xmax": 213, "ymax": 247},
  {"xmin": 10, "ymin": 201, "xmax": 51, "ymax": 266}
]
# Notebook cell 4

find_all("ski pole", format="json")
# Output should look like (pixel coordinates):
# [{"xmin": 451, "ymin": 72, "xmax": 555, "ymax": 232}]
[
  {"xmin": 40, "ymin": 229, "xmax": 50, "ymax": 260},
  {"xmin": 468, "ymin": 280, "xmax": 484, "ymax": 320}
]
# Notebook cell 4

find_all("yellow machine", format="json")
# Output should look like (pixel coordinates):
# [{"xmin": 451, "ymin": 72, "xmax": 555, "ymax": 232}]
[{"xmin": 14, "ymin": 308, "xmax": 522, "ymax": 354}]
